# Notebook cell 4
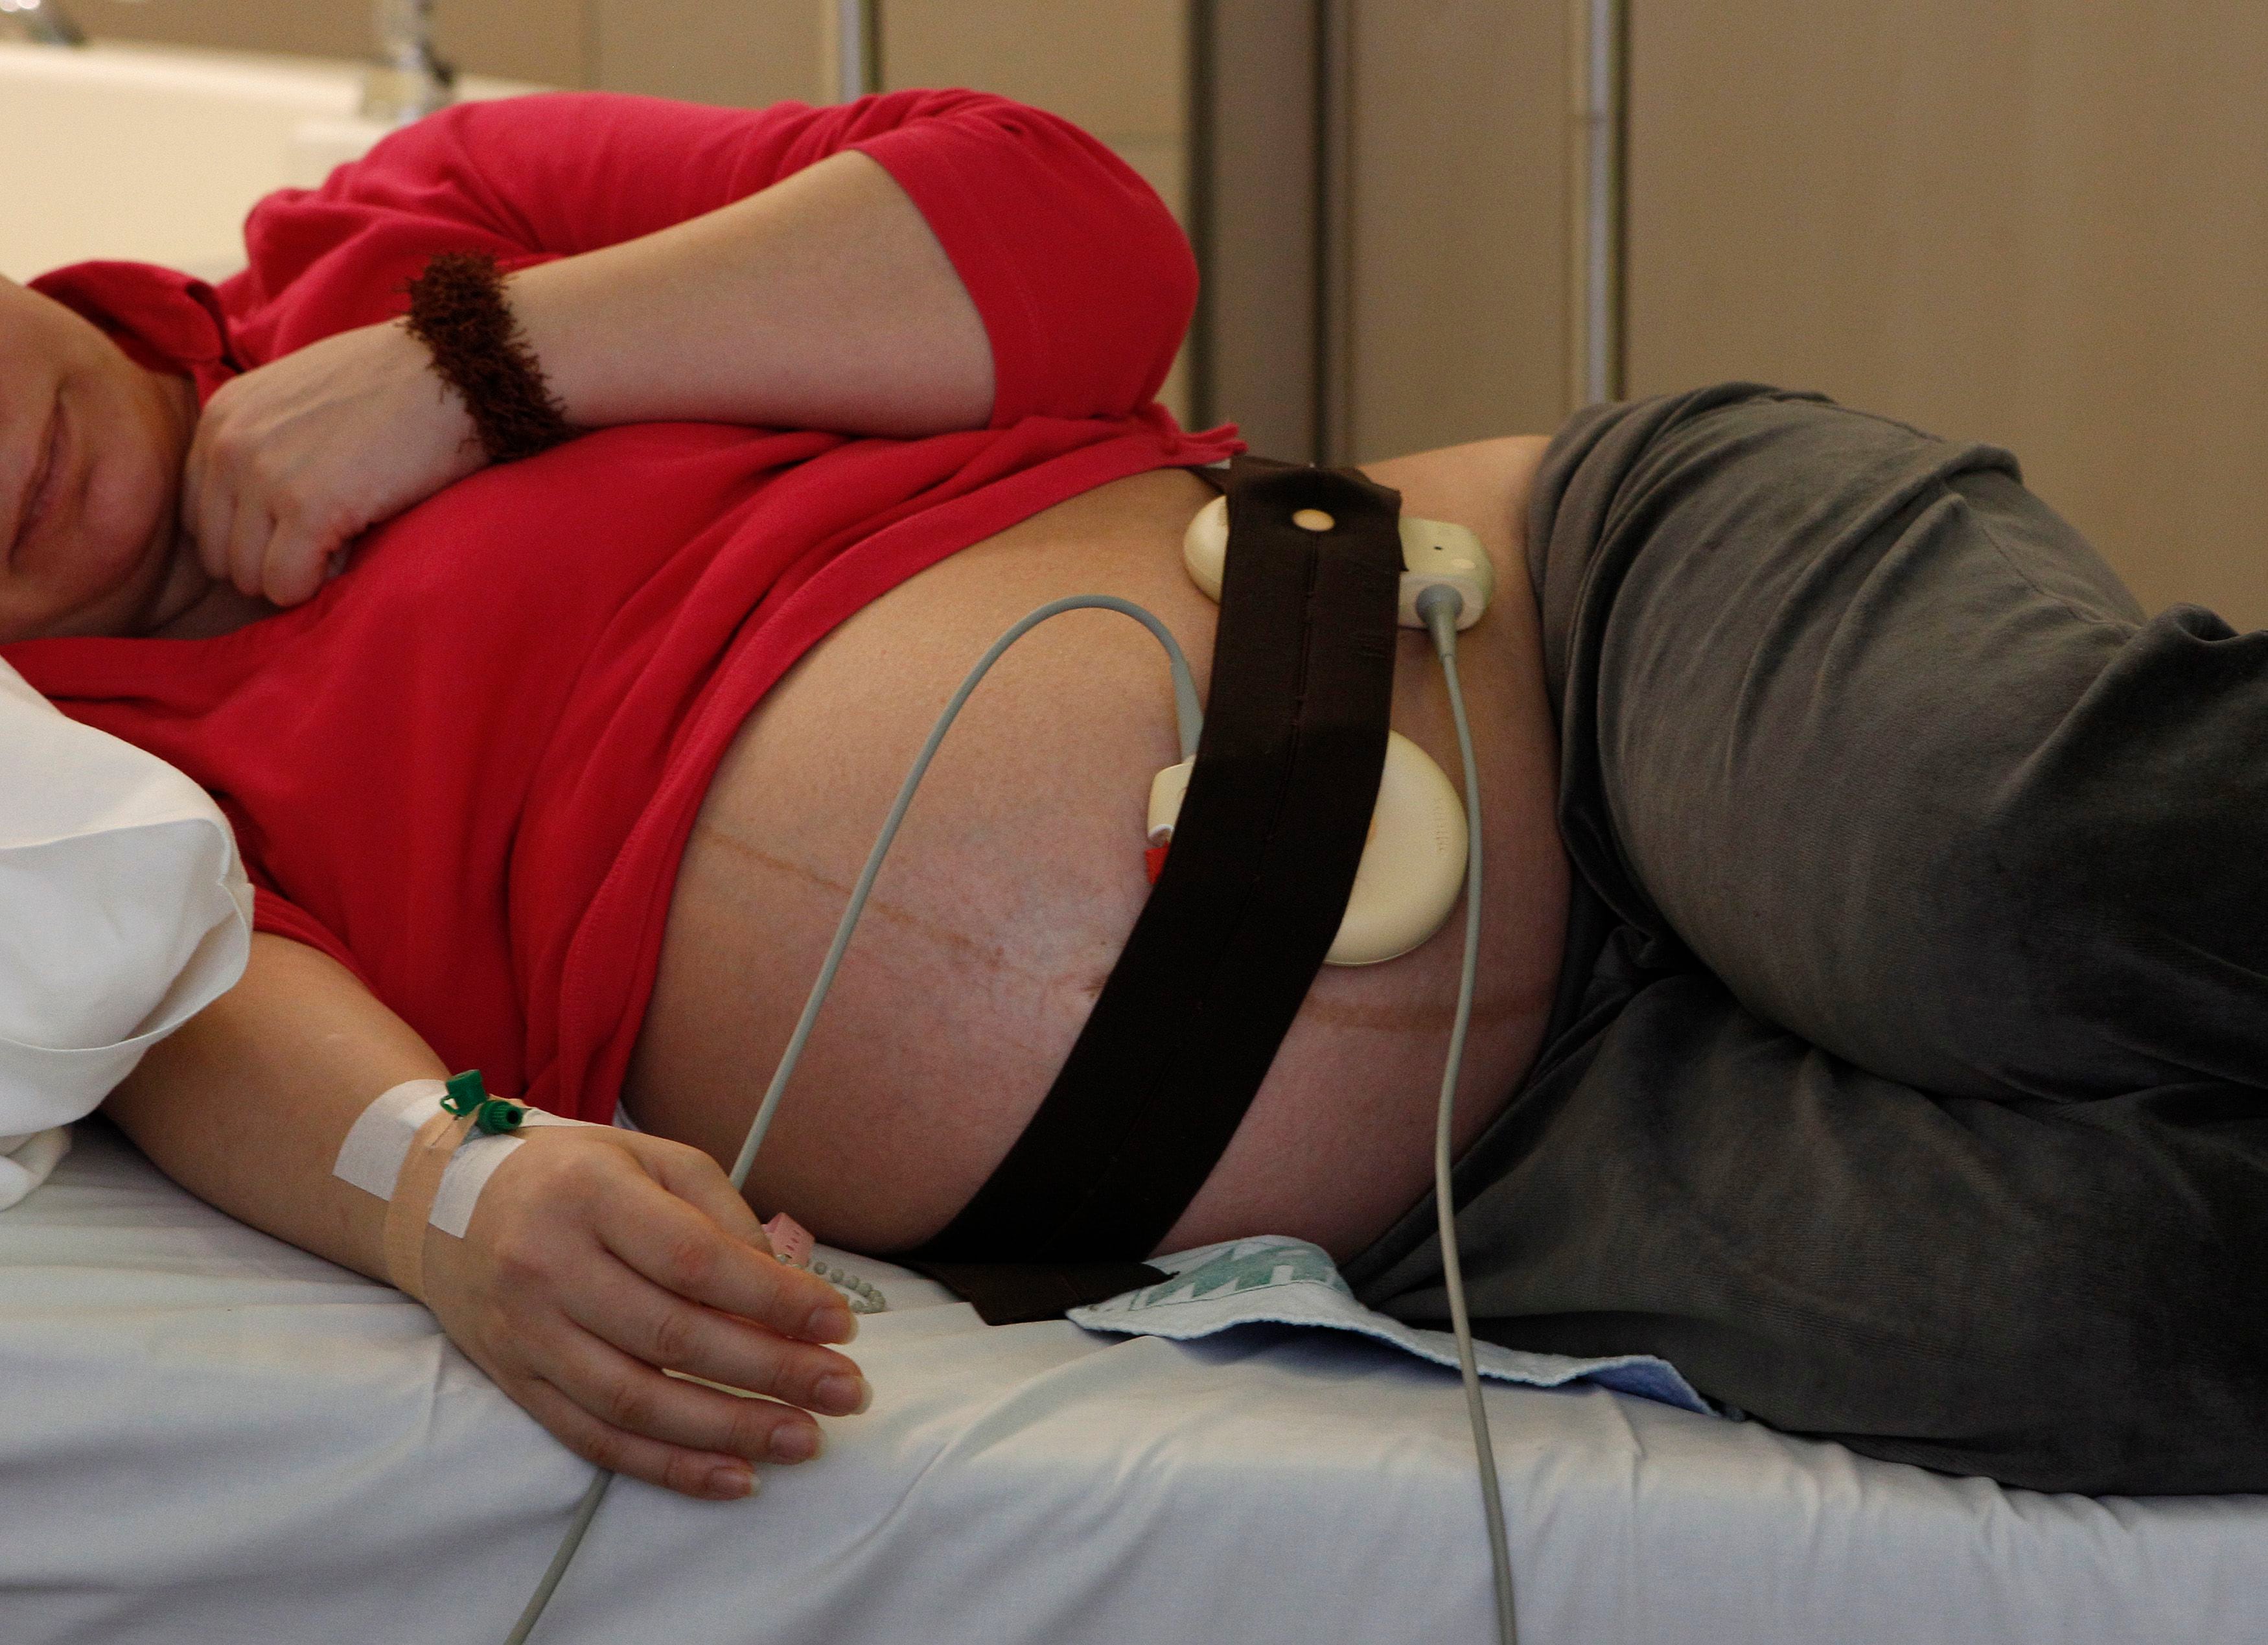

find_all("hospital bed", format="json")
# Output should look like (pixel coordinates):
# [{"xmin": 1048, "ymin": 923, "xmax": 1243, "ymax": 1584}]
[{"xmin": 4, "ymin": 1114, "xmax": 2263, "ymax": 1644}]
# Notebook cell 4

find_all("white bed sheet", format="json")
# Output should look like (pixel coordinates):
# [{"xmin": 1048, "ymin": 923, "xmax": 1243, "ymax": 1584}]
[{"xmin": 3, "ymin": 1117, "xmax": 2263, "ymax": 1645}]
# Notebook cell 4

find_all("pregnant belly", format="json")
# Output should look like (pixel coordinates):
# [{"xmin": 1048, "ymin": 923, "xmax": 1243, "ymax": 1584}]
[{"xmin": 621, "ymin": 439, "xmax": 1569, "ymax": 1262}]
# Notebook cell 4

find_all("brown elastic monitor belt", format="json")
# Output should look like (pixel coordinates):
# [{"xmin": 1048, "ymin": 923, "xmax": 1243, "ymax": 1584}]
[{"xmin": 908, "ymin": 454, "xmax": 1406, "ymax": 1324}]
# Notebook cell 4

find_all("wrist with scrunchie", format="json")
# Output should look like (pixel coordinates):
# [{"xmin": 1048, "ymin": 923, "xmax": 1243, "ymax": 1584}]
[{"xmin": 399, "ymin": 250, "xmax": 577, "ymax": 465}]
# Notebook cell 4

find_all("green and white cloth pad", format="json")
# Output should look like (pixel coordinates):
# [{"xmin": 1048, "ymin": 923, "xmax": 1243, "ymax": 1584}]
[{"xmin": 1070, "ymin": 1234, "xmax": 1718, "ymax": 1415}]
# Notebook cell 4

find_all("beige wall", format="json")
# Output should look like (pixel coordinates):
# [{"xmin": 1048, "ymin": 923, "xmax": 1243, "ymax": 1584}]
[
  {"xmin": 588, "ymin": 0, "xmax": 827, "ymax": 110},
  {"xmin": 69, "ymin": 0, "xmax": 371, "ymax": 64},
  {"xmin": 1344, "ymin": 0, "xmax": 1568, "ymax": 463},
  {"xmin": 1627, "ymin": 3, "xmax": 2268, "ymax": 627},
  {"xmin": 66, "ymin": 1, "xmax": 1183, "ymax": 141},
  {"xmin": 75, "ymin": 0, "xmax": 842, "ymax": 108},
  {"xmin": 72, "ymin": 0, "xmax": 586, "ymax": 84}
]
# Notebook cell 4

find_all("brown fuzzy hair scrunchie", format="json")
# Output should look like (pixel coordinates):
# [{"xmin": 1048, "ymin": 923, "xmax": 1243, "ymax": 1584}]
[{"xmin": 400, "ymin": 250, "xmax": 577, "ymax": 465}]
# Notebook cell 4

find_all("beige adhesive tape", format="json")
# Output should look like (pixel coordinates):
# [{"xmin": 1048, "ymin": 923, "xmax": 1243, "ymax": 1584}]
[{"xmin": 382, "ymin": 1108, "xmax": 479, "ymax": 1303}]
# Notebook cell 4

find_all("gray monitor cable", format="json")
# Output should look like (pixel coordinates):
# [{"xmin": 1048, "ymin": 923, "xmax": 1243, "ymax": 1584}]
[
  {"xmin": 503, "ymin": 596, "xmax": 1201, "ymax": 1644},
  {"xmin": 505, "ymin": 587, "xmax": 1515, "ymax": 1643},
  {"xmin": 1418, "ymin": 580, "xmax": 1518, "ymax": 1645}
]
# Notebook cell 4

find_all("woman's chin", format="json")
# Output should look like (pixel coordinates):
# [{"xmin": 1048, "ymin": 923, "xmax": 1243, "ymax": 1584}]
[{"xmin": 21, "ymin": 502, "xmax": 178, "ymax": 641}]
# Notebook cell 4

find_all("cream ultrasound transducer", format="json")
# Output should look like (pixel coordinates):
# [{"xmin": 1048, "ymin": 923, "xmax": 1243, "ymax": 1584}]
[{"xmin": 334, "ymin": 455, "xmax": 1525, "ymax": 1644}]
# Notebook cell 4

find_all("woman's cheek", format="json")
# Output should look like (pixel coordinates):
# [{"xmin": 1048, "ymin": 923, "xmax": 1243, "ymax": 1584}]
[
  {"xmin": 82, "ymin": 405, "xmax": 176, "ymax": 596},
  {"xmin": 39, "ymin": 417, "xmax": 178, "ymax": 635}
]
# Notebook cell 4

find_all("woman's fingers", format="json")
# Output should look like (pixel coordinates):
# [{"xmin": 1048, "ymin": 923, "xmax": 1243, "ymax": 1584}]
[
  {"xmin": 559, "ymin": 1238, "xmax": 866, "ymax": 1419},
  {"xmin": 176, "ymin": 453, "xmax": 208, "ymax": 577},
  {"xmin": 185, "ymin": 458, "xmax": 235, "ymax": 587},
  {"xmin": 515, "ymin": 1368, "xmax": 765, "ymax": 1502},
  {"xmin": 178, "ymin": 406, "xmax": 218, "ymax": 578},
  {"xmin": 259, "ymin": 509, "xmax": 339, "ymax": 609},
  {"xmin": 421, "ymin": 1130, "xmax": 872, "ymax": 1505},
  {"xmin": 621, "ymin": 1132, "xmax": 774, "ymax": 1252},
  {"xmin": 535, "ymin": 1269, "xmax": 833, "ymax": 1475},
  {"xmin": 171, "ymin": 320, "xmax": 490, "ymax": 609},
  {"xmin": 224, "ymin": 496, "xmax": 274, "ymax": 600},
  {"xmin": 596, "ymin": 1145, "xmax": 857, "ymax": 1346},
  {"xmin": 184, "ymin": 386, "xmax": 255, "ymax": 587}
]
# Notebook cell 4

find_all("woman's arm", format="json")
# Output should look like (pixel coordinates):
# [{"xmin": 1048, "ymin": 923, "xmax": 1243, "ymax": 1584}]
[
  {"xmin": 107, "ymin": 933, "xmax": 868, "ymax": 1500},
  {"xmin": 503, "ymin": 146, "xmax": 991, "ymax": 438},
  {"xmin": 183, "ymin": 90, "xmax": 1197, "ymax": 605},
  {"xmin": 181, "ymin": 144, "xmax": 989, "ymax": 605},
  {"xmin": 227, "ymin": 88, "xmax": 1194, "ymax": 430}
]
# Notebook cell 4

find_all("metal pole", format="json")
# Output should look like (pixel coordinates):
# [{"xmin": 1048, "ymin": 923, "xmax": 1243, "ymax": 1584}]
[
  {"xmin": 1566, "ymin": 0, "xmax": 1626, "ymax": 410},
  {"xmin": 2, "ymin": 0, "xmax": 87, "ymax": 48},
  {"xmin": 1187, "ymin": 0, "xmax": 1218, "ymax": 433},
  {"xmin": 1315, "ymin": 0, "xmax": 1355, "ymax": 465},
  {"xmin": 836, "ymin": 0, "xmax": 879, "ymax": 102},
  {"xmin": 363, "ymin": 0, "xmax": 454, "ymax": 123}
]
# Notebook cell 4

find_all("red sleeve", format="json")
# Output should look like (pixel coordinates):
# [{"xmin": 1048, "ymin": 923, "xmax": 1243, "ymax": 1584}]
[
  {"xmin": 846, "ymin": 91, "xmax": 1195, "ymax": 426},
  {"xmin": 221, "ymin": 88, "xmax": 1194, "ymax": 425}
]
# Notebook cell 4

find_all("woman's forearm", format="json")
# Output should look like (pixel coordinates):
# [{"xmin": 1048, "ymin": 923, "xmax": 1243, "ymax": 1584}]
[
  {"xmin": 103, "ymin": 933, "xmax": 448, "ymax": 1283},
  {"xmin": 104, "ymin": 932, "xmax": 870, "ymax": 1500},
  {"xmin": 504, "ymin": 149, "xmax": 995, "ymax": 439}
]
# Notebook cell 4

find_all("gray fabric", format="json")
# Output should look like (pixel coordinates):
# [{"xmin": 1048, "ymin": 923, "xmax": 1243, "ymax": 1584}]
[{"xmin": 1342, "ymin": 382, "xmax": 2268, "ymax": 1495}]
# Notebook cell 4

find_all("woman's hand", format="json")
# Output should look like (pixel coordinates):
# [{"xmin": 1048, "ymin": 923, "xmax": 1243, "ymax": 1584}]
[
  {"xmin": 180, "ymin": 319, "xmax": 487, "ymax": 607},
  {"xmin": 421, "ymin": 1124, "xmax": 870, "ymax": 1501}
]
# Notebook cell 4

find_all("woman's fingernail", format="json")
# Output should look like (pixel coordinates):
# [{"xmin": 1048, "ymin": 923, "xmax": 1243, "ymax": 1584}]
[
  {"xmin": 818, "ymin": 1373, "xmax": 870, "ymax": 1415},
  {"xmin": 770, "ymin": 1425, "xmax": 820, "ymax": 1464},
  {"xmin": 805, "ymin": 1303, "xmax": 856, "ymax": 1342},
  {"xmin": 708, "ymin": 1465, "xmax": 756, "ymax": 1499}
]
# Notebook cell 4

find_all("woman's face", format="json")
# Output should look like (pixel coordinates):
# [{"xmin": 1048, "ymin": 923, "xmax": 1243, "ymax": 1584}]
[{"xmin": 0, "ymin": 275, "xmax": 194, "ymax": 643}]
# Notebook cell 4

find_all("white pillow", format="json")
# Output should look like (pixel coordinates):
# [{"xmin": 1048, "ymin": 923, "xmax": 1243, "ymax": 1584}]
[{"xmin": 0, "ymin": 659, "xmax": 251, "ymax": 1206}]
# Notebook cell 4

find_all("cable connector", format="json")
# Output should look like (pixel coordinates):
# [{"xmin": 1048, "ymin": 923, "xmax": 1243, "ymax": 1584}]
[{"xmin": 1415, "ymin": 583, "xmax": 1467, "ymax": 659}]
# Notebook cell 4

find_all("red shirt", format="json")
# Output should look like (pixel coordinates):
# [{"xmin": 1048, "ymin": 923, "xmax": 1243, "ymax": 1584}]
[{"xmin": 3, "ymin": 89, "xmax": 1244, "ymax": 1123}]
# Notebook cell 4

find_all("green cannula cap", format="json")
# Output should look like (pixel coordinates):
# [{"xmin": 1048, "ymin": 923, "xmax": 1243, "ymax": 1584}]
[{"xmin": 440, "ymin": 1069, "xmax": 486, "ymax": 1115}]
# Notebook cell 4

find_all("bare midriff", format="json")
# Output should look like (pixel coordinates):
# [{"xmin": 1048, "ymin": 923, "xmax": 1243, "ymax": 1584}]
[{"xmin": 621, "ymin": 434, "xmax": 1571, "ymax": 1262}]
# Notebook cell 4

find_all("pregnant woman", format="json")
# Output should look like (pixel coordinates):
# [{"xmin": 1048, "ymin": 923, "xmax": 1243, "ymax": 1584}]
[{"xmin": 4, "ymin": 86, "xmax": 2261, "ymax": 1507}]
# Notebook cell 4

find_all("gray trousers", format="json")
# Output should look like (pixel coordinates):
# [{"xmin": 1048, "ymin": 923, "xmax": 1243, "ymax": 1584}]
[{"xmin": 1341, "ymin": 383, "xmax": 2268, "ymax": 1496}]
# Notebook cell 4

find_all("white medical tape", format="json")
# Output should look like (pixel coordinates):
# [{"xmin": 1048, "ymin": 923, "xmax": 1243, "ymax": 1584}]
[{"xmin": 332, "ymin": 1077, "xmax": 605, "ymax": 1238}]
